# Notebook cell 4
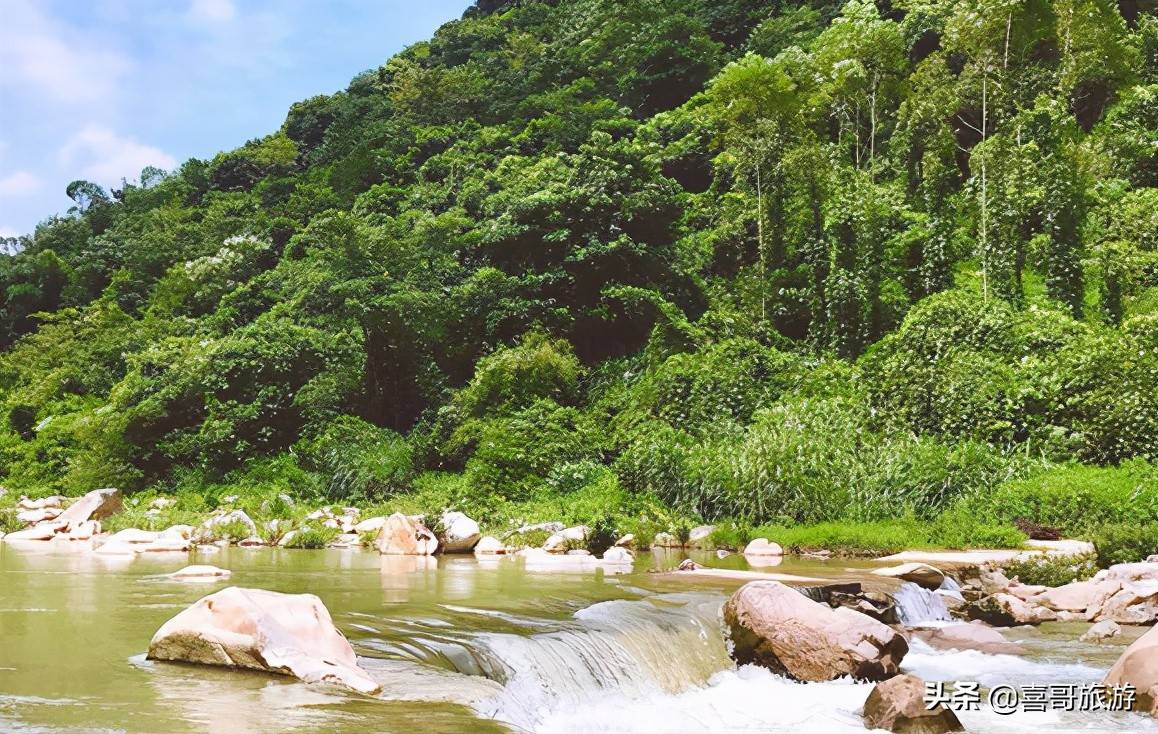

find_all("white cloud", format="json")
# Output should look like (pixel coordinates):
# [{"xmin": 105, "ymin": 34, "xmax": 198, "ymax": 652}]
[
  {"xmin": 0, "ymin": 171, "xmax": 42, "ymax": 197},
  {"xmin": 0, "ymin": 0, "xmax": 130, "ymax": 103},
  {"xmin": 188, "ymin": 0, "xmax": 237, "ymax": 24},
  {"xmin": 58, "ymin": 125, "xmax": 176, "ymax": 185}
]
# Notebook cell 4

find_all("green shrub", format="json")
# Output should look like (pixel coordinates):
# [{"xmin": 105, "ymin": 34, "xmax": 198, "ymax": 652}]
[
  {"xmin": 1092, "ymin": 523, "xmax": 1158, "ymax": 567},
  {"xmin": 1001, "ymin": 553, "xmax": 1098, "ymax": 586},
  {"xmin": 284, "ymin": 525, "xmax": 341, "ymax": 549},
  {"xmin": 453, "ymin": 333, "xmax": 583, "ymax": 418},
  {"xmin": 299, "ymin": 416, "xmax": 414, "ymax": 502},
  {"xmin": 954, "ymin": 461, "xmax": 1158, "ymax": 534}
]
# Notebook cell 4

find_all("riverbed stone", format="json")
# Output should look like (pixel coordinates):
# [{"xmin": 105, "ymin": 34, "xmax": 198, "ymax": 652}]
[
  {"xmin": 16, "ymin": 507, "xmax": 62, "ymax": 526},
  {"xmin": 375, "ymin": 512, "xmax": 438, "ymax": 556},
  {"xmin": 1080, "ymin": 619, "xmax": 1122, "ymax": 643},
  {"xmin": 1035, "ymin": 579, "xmax": 1121, "ymax": 612},
  {"xmin": 4, "ymin": 521, "xmax": 66, "ymax": 541},
  {"xmin": 473, "ymin": 536, "xmax": 508, "ymax": 556},
  {"xmin": 438, "ymin": 511, "xmax": 481, "ymax": 553},
  {"xmin": 602, "ymin": 546, "xmax": 633, "ymax": 564},
  {"xmin": 1106, "ymin": 561, "xmax": 1158, "ymax": 583},
  {"xmin": 743, "ymin": 538, "xmax": 784, "ymax": 557},
  {"xmin": 687, "ymin": 525, "xmax": 715, "ymax": 549},
  {"xmin": 965, "ymin": 593, "xmax": 1058, "ymax": 626},
  {"xmin": 872, "ymin": 563, "xmax": 945, "ymax": 591},
  {"xmin": 652, "ymin": 532, "xmax": 681, "ymax": 548},
  {"xmin": 353, "ymin": 516, "xmax": 386, "ymax": 534},
  {"xmin": 863, "ymin": 673, "xmax": 963, "ymax": 733},
  {"xmin": 198, "ymin": 510, "xmax": 258, "ymax": 541},
  {"xmin": 1096, "ymin": 582, "xmax": 1158, "ymax": 625},
  {"xmin": 17, "ymin": 495, "xmax": 64, "ymax": 511},
  {"xmin": 168, "ymin": 565, "xmax": 232, "ymax": 580},
  {"xmin": 147, "ymin": 586, "xmax": 380, "ymax": 694},
  {"xmin": 1104, "ymin": 624, "xmax": 1158, "ymax": 715},
  {"xmin": 916, "ymin": 623, "xmax": 1025, "ymax": 655},
  {"xmin": 57, "ymin": 488, "xmax": 122, "ymax": 526},
  {"xmin": 723, "ymin": 580, "xmax": 908, "ymax": 682}
]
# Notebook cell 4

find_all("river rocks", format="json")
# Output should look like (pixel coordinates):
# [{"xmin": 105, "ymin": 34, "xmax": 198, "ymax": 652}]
[
  {"xmin": 1006, "ymin": 582, "xmax": 1049, "ymax": 601},
  {"xmin": 353, "ymin": 516, "xmax": 387, "ymax": 534},
  {"xmin": 1035, "ymin": 579, "xmax": 1121, "ymax": 612},
  {"xmin": 602, "ymin": 546, "xmax": 633, "ymax": 564},
  {"xmin": 66, "ymin": 520, "xmax": 101, "ymax": 541},
  {"xmin": 544, "ymin": 525, "xmax": 588, "ymax": 553},
  {"xmin": 168, "ymin": 565, "xmax": 232, "ymax": 581},
  {"xmin": 95, "ymin": 528, "xmax": 161, "ymax": 555},
  {"xmin": 615, "ymin": 534, "xmax": 635, "ymax": 548},
  {"xmin": 652, "ymin": 532, "xmax": 681, "ymax": 548},
  {"xmin": 1080, "ymin": 619, "xmax": 1122, "ymax": 643},
  {"xmin": 723, "ymin": 581, "xmax": 908, "ymax": 682},
  {"xmin": 147, "ymin": 586, "xmax": 380, "ymax": 694},
  {"xmin": 743, "ymin": 538, "xmax": 784, "ymax": 557},
  {"xmin": 863, "ymin": 673, "xmax": 963, "ymax": 733},
  {"xmin": 1098, "ymin": 581, "xmax": 1158, "ymax": 625},
  {"xmin": 1104, "ymin": 624, "xmax": 1158, "ymax": 716},
  {"xmin": 1105, "ymin": 561, "xmax": 1158, "ymax": 583},
  {"xmin": 57, "ymin": 488, "xmax": 122, "ymax": 526},
  {"xmin": 375, "ymin": 512, "xmax": 438, "ymax": 556},
  {"xmin": 965, "ymin": 593, "xmax": 1058, "ymax": 626},
  {"xmin": 199, "ymin": 510, "xmax": 258, "ymax": 541},
  {"xmin": 916, "ymin": 623, "xmax": 1026, "ymax": 655},
  {"xmin": 4, "ymin": 521, "xmax": 65, "ymax": 541},
  {"xmin": 828, "ymin": 590, "xmax": 899, "ymax": 625},
  {"xmin": 17, "ymin": 507, "xmax": 61, "ymax": 525},
  {"xmin": 687, "ymin": 525, "xmax": 715, "ymax": 549},
  {"xmin": 17, "ymin": 495, "xmax": 64, "ymax": 511},
  {"xmin": 872, "ymin": 563, "xmax": 945, "ymax": 591},
  {"xmin": 474, "ymin": 536, "xmax": 508, "ymax": 556},
  {"xmin": 438, "ymin": 511, "xmax": 481, "ymax": 553},
  {"xmin": 979, "ymin": 568, "xmax": 1012, "ymax": 595}
]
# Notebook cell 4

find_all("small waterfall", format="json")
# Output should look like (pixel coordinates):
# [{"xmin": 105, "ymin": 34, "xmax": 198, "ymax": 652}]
[
  {"xmin": 891, "ymin": 581, "xmax": 953, "ymax": 625},
  {"xmin": 462, "ymin": 593, "xmax": 730, "ymax": 730}
]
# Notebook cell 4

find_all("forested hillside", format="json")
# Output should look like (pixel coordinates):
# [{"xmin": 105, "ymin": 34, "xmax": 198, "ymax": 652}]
[{"xmin": 1, "ymin": 0, "xmax": 1155, "ymax": 551}]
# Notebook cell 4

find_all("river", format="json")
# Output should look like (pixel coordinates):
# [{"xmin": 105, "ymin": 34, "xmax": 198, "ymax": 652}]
[{"xmin": 0, "ymin": 543, "xmax": 1152, "ymax": 733}]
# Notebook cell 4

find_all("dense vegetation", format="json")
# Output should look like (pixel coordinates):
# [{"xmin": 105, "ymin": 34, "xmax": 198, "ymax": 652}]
[{"xmin": 1, "ymin": 0, "xmax": 1155, "ymax": 554}]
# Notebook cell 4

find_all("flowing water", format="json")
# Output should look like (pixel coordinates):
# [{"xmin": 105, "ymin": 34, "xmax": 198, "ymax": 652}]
[{"xmin": 0, "ymin": 542, "xmax": 1152, "ymax": 733}]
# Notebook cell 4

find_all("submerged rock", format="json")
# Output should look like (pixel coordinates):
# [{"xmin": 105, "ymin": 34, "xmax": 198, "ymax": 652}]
[
  {"xmin": 147, "ymin": 586, "xmax": 380, "ymax": 694},
  {"xmin": 375, "ymin": 512, "xmax": 438, "ymax": 556},
  {"xmin": 723, "ymin": 581, "xmax": 908, "ymax": 682},
  {"xmin": 1104, "ymin": 624, "xmax": 1158, "ymax": 716},
  {"xmin": 1080, "ymin": 619, "xmax": 1122, "ymax": 643},
  {"xmin": 863, "ymin": 673, "xmax": 964, "ymax": 733},
  {"xmin": 872, "ymin": 562, "xmax": 945, "ymax": 591},
  {"xmin": 916, "ymin": 623, "xmax": 1025, "ymax": 655},
  {"xmin": 168, "ymin": 565, "xmax": 232, "ymax": 581}
]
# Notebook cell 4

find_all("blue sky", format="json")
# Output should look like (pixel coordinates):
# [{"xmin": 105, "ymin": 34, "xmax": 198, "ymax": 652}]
[{"xmin": 0, "ymin": 0, "xmax": 468, "ymax": 237}]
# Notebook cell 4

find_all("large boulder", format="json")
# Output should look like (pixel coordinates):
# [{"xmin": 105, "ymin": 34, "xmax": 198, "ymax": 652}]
[
  {"xmin": 438, "ymin": 511, "xmax": 481, "ymax": 553},
  {"xmin": 872, "ymin": 563, "xmax": 945, "ymax": 591},
  {"xmin": 1035, "ymin": 579, "xmax": 1121, "ymax": 613},
  {"xmin": 965, "ymin": 593, "xmax": 1058, "ymax": 626},
  {"xmin": 1105, "ymin": 561, "xmax": 1158, "ymax": 583},
  {"xmin": 147, "ymin": 587, "xmax": 379, "ymax": 694},
  {"xmin": 723, "ymin": 581, "xmax": 908, "ymax": 682},
  {"xmin": 57, "ymin": 488, "xmax": 122, "ymax": 526},
  {"xmin": 1096, "ymin": 581, "xmax": 1158, "ymax": 625},
  {"xmin": 375, "ymin": 513, "xmax": 437, "ymax": 556},
  {"xmin": 1104, "ymin": 624, "xmax": 1158, "ymax": 716},
  {"xmin": 862, "ymin": 674, "xmax": 963, "ymax": 733},
  {"xmin": 916, "ymin": 623, "xmax": 1025, "ymax": 655}
]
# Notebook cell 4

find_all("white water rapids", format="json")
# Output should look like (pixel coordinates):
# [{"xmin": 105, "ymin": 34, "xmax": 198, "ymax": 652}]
[{"xmin": 420, "ymin": 588, "xmax": 1158, "ymax": 734}]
